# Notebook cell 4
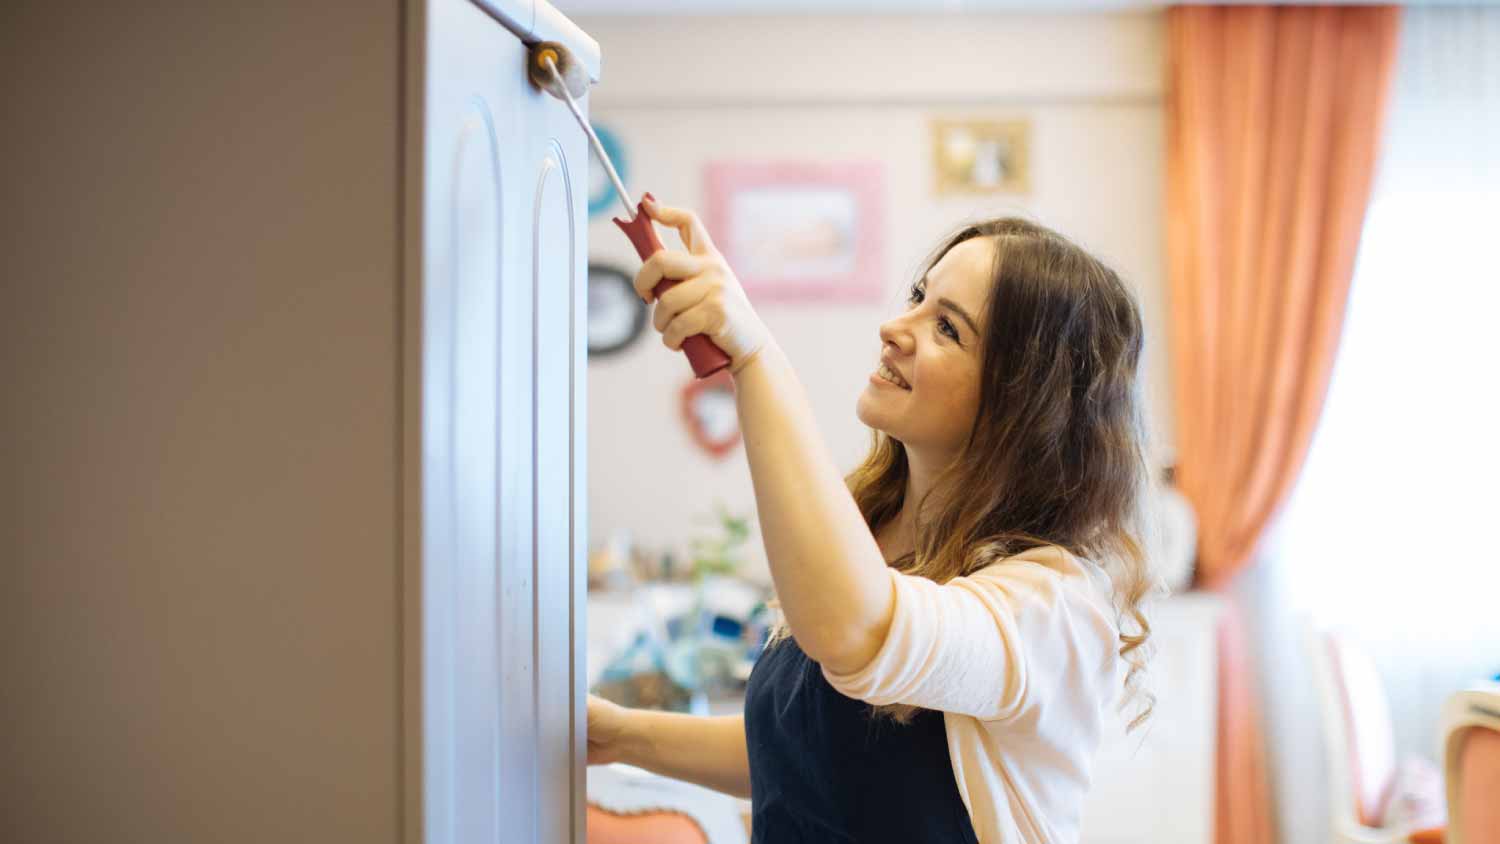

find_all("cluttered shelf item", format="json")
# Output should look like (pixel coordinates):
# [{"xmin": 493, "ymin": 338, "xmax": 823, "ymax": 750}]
[{"xmin": 588, "ymin": 505, "xmax": 771, "ymax": 714}]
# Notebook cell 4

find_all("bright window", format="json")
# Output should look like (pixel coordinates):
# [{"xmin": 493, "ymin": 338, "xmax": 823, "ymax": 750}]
[{"xmin": 1282, "ymin": 191, "xmax": 1500, "ymax": 630}]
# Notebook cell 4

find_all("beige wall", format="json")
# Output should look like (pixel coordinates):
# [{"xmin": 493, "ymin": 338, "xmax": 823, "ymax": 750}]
[
  {"xmin": 579, "ymin": 13, "xmax": 1171, "ymax": 576},
  {"xmin": 1, "ymin": 2, "xmax": 402, "ymax": 840}
]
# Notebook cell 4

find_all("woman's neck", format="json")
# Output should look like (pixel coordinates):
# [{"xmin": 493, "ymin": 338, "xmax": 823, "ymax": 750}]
[
  {"xmin": 877, "ymin": 446, "xmax": 950, "ymax": 563},
  {"xmin": 875, "ymin": 511, "xmax": 913, "ymax": 564}
]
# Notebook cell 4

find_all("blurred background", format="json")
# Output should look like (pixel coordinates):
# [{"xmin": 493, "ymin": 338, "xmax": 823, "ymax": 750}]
[
  {"xmin": 570, "ymin": 3, "xmax": 1500, "ymax": 844},
  {"xmin": 3, "ymin": 1, "xmax": 1497, "ymax": 843}
]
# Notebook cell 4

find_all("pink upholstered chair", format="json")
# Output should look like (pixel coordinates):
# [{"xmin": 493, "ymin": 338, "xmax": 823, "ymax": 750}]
[
  {"xmin": 584, "ymin": 762, "xmax": 747, "ymax": 844},
  {"xmin": 586, "ymin": 805, "xmax": 709, "ymax": 844},
  {"xmin": 1307, "ymin": 625, "xmax": 1447, "ymax": 844},
  {"xmin": 1440, "ymin": 686, "xmax": 1500, "ymax": 844}
]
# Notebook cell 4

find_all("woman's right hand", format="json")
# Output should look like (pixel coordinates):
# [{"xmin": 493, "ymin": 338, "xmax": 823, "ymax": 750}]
[
  {"xmin": 633, "ymin": 197, "xmax": 770, "ymax": 376},
  {"xmin": 586, "ymin": 694, "xmax": 634, "ymax": 766}
]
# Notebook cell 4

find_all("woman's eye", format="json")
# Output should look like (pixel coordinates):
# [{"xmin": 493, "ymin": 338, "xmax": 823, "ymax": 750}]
[{"xmin": 908, "ymin": 283, "xmax": 960, "ymax": 343}]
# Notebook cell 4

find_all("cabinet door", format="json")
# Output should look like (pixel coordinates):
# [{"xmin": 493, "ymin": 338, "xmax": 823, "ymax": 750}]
[
  {"xmin": 527, "ymin": 53, "xmax": 590, "ymax": 844},
  {"xmin": 417, "ymin": 0, "xmax": 588, "ymax": 841}
]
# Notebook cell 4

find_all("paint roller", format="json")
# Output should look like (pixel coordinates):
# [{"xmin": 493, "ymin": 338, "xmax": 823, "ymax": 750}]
[{"xmin": 527, "ymin": 41, "xmax": 732, "ymax": 379}]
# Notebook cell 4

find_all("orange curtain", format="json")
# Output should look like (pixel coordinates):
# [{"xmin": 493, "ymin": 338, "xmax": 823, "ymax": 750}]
[{"xmin": 1164, "ymin": 5, "xmax": 1401, "ymax": 844}]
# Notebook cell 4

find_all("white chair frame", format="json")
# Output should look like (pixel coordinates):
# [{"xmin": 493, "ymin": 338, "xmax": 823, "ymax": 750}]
[
  {"xmin": 1303, "ymin": 619, "xmax": 1438, "ymax": 844},
  {"xmin": 1439, "ymin": 685, "xmax": 1500, "ymax": 844}
]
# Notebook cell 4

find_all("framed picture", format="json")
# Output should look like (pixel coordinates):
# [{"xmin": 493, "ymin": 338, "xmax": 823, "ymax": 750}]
[
  {"xmin": 704, "ymin": 161, "xmax": 884, "ymax": 303},
  {"xmin": 680, "ymin": 370, "xmax": 740, "ymax": 460},
  {"xmin": 930, "ymin": 118, "xmax": 1031, "ymax": 195}
]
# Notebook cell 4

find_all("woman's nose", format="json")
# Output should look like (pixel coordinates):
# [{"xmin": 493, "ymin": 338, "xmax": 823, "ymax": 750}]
[{"xmin": 879, "ymin": 318, "xmax": 914, "ymax": 355}]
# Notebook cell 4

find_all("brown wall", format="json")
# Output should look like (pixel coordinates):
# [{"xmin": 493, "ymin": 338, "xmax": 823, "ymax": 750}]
[{"xmin": 1, "ymin": 1, "xmax": 404, "ymax": 840}]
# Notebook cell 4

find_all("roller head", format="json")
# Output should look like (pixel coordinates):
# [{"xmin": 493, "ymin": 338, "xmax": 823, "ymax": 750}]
[{"xmin": 527, "ymin": 41, "xmax": 589, "ymax": 101}]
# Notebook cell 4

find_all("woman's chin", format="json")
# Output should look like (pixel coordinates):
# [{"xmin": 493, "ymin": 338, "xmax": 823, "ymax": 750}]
[{"xmin": 855, "ymin": 392, "xmax": 889, "ymax": 433}]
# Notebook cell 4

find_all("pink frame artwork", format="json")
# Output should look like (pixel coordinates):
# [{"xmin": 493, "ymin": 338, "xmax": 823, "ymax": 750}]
[{"xmin": 704, "ymin": 161, "xmax": 885, "ymax": 304}]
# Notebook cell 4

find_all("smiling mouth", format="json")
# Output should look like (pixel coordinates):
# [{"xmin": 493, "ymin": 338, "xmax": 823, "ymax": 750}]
[{"xmin": 876, "ymin": 362, "xmax": 910, "ymax": 390}]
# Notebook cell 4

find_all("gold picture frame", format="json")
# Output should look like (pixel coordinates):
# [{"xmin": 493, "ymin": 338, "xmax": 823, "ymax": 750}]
[{"xmin": 930, "ymin": 118, "xmax": 1031, "ymax": 195}]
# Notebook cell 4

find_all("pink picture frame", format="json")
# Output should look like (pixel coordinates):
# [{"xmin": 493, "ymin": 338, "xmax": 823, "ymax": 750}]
[{"xmin": 704, "ymin": 161, "xmax": 885, "ymax": 304}]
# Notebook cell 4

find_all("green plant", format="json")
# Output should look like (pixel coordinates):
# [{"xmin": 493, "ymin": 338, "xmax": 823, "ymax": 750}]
[
  {"xmin": 660, "ymin": 502, "xmax": 756, "ymax": 700},
  {"xmin": 687, "ymin": 501, "xmax": 752, "ymax": 580}
]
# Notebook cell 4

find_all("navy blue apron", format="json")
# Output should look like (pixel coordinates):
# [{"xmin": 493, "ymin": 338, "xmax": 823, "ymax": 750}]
[{"xmin": 743, "ymin": 636, "xmax": 982, "ymax": 843}]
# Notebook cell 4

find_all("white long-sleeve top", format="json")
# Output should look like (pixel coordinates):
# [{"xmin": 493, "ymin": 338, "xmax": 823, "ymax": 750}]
[{"xmin": 821, "ymin": 545, "xmax": 1125, "ymax": 844}]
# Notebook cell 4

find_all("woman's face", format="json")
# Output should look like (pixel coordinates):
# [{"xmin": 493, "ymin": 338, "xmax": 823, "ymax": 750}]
[{"xmin": 856, "ymin": 236, "xmax": 994, "ymax": 462}]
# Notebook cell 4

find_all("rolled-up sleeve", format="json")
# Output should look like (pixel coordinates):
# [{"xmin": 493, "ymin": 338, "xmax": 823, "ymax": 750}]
[{"xmin": 820, "ymin": 559, "xmax": 1118, "ymax": 722}]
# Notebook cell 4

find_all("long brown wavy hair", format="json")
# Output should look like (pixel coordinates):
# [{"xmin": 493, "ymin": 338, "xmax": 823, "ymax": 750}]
[{"xmin": 825, "ymin": 217, "xmax": 1156, "ymax": 729}]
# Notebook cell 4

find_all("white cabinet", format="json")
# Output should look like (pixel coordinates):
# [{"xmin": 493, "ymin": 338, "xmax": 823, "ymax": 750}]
[
  {"xmin": 4, "ymin": 0, "xmax": 595, "ymax": 841},
  {"xmin": 415, "ymin": 1, "xmax": 593, "ymax": 841},
  {"xmin": 1079, "ymin": 594, "xmax": 1225, "ymax": 844}
]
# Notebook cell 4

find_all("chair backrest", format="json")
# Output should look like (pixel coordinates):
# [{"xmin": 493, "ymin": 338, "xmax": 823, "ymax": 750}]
[
  {"xmin": 1441, "ymin": 686, "xmax": 1500, "ymax": 844},
  {"xmin": 586, "ymin": 806, "xmax": 709, "ymax": 844},
  {"xmin": 1306, "ymin": 622, "xmax": 1399, "ymax": 831}
]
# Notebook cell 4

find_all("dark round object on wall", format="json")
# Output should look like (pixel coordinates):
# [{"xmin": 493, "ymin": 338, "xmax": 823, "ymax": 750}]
[{"xmin": 588, "ymin": 263, "xmax": 647, "ymax": 357}]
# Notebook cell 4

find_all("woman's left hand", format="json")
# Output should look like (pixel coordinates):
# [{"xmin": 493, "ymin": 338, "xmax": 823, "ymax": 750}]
[{"xmin": 633, "ymin": 197, "xmax": 770, "ymax": 375}]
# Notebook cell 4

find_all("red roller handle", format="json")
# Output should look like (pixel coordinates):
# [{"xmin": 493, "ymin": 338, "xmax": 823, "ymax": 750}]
[{"xmin": 613, "ymin": 192, "xmax": 732, "ymax": 379}]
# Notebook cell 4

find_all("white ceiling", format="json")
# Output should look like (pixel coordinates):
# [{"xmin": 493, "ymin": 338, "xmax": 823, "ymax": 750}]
[
  {"xmin": 556, "ymin": 0, "xmax": 1154, "ymax": 13},
  {"xmin": 556, "ymin": 0, "xmax": 1494, "ymax": 14}
]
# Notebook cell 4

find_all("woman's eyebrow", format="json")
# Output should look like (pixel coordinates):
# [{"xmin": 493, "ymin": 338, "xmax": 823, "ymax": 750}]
[{"xmin": 937, "ymin": 296, "xmax": 980, "ymax": 336}]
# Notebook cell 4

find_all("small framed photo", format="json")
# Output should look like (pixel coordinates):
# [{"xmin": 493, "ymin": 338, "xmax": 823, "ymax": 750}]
[
  {"xmin": 704, "ymin": 161, "xmax": 885, "ymax": 303},
  {"xmin": 930, "ymin": 118, "xmax": 1031, "ymax": 195},
  {"xmin": 680, "ymin": 370, "xmax": 740, "ymax": 460}
]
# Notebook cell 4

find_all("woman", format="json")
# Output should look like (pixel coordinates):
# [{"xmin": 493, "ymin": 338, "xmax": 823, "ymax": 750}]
[{"xmin": 587, "ymin": 197, "xmax": 1155, "ymax": 844}]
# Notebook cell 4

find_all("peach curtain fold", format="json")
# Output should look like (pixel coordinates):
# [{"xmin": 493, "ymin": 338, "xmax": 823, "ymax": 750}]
[{"xmin": 1165, "ymin": 6, "xmax": 1402, "ymax": 844}]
